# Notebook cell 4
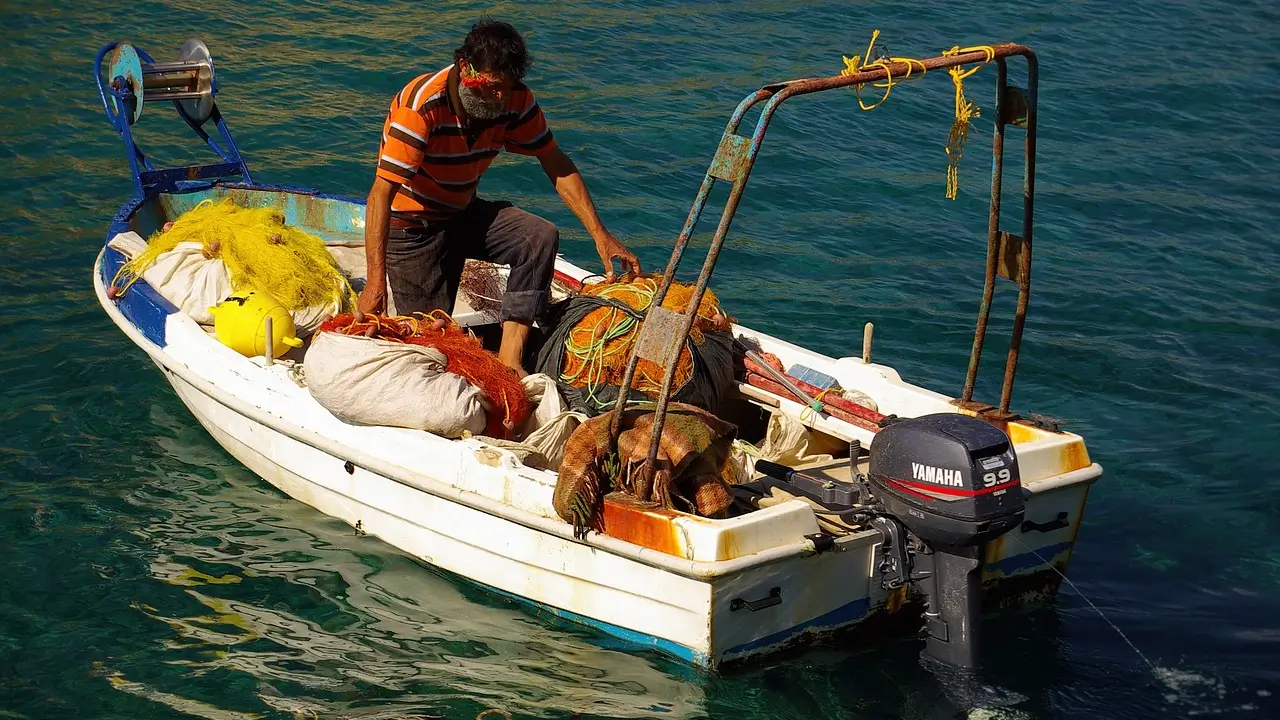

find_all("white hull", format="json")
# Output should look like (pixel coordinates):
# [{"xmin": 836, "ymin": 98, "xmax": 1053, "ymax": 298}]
[{"xmin": 92, "ymin": 187, "xmax": 1103, "ymax": 671}]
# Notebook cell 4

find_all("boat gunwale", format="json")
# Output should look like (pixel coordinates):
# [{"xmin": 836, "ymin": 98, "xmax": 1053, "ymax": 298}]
[{"xmin": 96, "ymin": 185, "xmax": 1104, "ymax": 577}]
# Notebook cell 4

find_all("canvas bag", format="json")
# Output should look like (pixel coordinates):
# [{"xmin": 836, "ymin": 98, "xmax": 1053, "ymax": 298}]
[
  {"xmin": 108, "ymin": 233, "xmax": 231, "ymax": 325},
  {"xmin": 305, "ymin": 331, "xmax": 486, "ymax": 438}
]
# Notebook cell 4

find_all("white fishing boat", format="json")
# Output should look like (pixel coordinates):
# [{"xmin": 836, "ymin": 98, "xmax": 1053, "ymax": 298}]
[{"xmin": 92, "ymin": 39, "xmax": 1103, "ymax": 672}]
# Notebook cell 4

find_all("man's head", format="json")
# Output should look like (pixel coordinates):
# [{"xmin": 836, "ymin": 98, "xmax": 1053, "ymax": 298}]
[{"xmin": 453, "ymin": 18, "xmax": 530, "ymax": 120}]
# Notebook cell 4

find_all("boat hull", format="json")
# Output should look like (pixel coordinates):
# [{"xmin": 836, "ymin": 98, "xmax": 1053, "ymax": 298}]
[
  {"xmin": 150, "ymin": 326, "xmax": 892, "ymax": 668},
  {"xmin": 93, "ymin": 184, "xmax": 1103, "ymax": 671}
]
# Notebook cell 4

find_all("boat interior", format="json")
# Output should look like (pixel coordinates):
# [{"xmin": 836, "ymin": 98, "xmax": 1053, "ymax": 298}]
[
  {"xmin": 108, "ymin": 185, "xmax": 1086, "ymax": 557},
  {"xmin": 319, "ymin": 240, "xmax": 871, "ymax": 538}
]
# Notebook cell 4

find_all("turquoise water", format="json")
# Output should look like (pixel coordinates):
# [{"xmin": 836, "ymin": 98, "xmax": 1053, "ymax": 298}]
[{"xmin": 2, "ymin": 0, "xmax": 1278, "ymax": 717}]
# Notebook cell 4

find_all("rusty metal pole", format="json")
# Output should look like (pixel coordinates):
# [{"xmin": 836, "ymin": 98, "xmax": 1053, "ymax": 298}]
[
  {"xmin": 999, "ymin": 53, "xmax": 1038, "ymax": 412},
  {"xmin": 609, "ymin": 89, "xmax": 774, "ymax": 439},
  {"xmin": 596, "ymin": 45, "xmax": 1036, "ymax": 473},
  {"xmin": 637, "ymin": 94, "xmax": 787, "ymax": 474},
  {"xmin": 963, "ymin": 58, "xmax": 1008, "ymax": 403}
]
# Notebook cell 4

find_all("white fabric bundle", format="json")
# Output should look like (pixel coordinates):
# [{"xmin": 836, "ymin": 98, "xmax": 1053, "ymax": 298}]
[
  {"xmin": 305, "ymin": 331, "xmax": 486, "ymax": 438},
  {"xmin": 106, "ymin": 231, "xmax": 342, "ymax": 332},
  {"xmin": 108, "ymin": 232, "xmax": 231, "ymax": 325}
]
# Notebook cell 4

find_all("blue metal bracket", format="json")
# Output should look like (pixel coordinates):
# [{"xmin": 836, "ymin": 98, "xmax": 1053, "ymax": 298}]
[{"xmin": 94, "ymin": 41, "xmax": 254, "ymax": 198}]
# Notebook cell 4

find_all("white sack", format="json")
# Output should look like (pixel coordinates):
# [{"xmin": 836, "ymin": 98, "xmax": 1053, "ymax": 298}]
[
  {"xmin": 108, "ymin": 233, "xmax": 231, "ymax": 325},
  {"xmin": 520, "ymin": 411, "xmax": 587, "ymax": 471},
  {"xmin": 305, "ymin": 331, "xmax": 486, "ymax": 438},
  {"xmin": 759, "ymin": 411, "xmax": 848, "ymax": 467},
  {"xmin": 517, "ymin": 374, "xmax": 566, "ymax": 435},
  {"xmin": 515, "ymin": 373, "xmax": 585, "ymax": 471},
  {"xmin": 290, "ymin": 293, "xmax": 345, "ymax": 337}
]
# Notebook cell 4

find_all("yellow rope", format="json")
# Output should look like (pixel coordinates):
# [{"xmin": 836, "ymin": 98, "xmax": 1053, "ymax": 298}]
[
  {"xmin": 941, "ymin": 44, "xmax": 996, "ymax": 199},
  {"xmin": 838, "ymin": 32, "xmax": 996, "ymax": 199},
  {"xmin": 798, "ymin": 387, "xmax": 836, "ymax": 424},
  {"xmin": 839, "ymin": 29, "xmax": 928, "ymax": 111}
]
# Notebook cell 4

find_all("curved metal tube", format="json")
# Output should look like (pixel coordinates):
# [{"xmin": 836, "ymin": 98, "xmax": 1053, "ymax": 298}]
[{"xmin": 603, "ymin": 43, "xmax": 1040, "ymax": 473}]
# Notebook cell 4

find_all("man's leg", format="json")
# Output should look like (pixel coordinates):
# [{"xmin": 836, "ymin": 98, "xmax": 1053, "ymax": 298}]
[
  {"xmin": 447, "ymin": 199, "xmax": 559, "ymax": 375},
  {"xmin": 384, "ymin": 219, "xmax": 465, "ymax": 316}
]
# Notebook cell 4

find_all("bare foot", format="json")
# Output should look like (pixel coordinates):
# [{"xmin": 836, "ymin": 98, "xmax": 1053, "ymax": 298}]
[{"xmin": 498, "ymin": 352, "xmax": 528, "ymax": 378}]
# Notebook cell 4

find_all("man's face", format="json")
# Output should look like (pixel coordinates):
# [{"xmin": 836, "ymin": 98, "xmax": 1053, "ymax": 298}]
[{"xmin": 458, "ymin": 59, "xmax": 512, "ymax": 120}]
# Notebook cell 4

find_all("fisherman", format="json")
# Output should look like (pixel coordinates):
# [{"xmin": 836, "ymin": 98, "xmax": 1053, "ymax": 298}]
[{"xmin": 358, "ymin": 17, "xmax": 641, "ymax": 375}]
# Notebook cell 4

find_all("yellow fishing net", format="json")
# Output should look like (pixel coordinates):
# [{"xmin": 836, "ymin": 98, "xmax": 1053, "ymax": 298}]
[{"xmin": 112, "ymin": 198, "xmax": 356, "ymax": 313}]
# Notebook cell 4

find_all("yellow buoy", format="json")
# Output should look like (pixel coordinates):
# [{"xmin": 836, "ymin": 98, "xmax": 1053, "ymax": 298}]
[{"xmin": 208, "ymin": 291, "xmax": 303, "ymax": 358}]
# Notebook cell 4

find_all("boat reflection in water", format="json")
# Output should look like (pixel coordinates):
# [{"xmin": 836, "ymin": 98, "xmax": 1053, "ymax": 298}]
[{"xmin": 111, "ymin": 402, "xmax": 708, "ymax": 720}]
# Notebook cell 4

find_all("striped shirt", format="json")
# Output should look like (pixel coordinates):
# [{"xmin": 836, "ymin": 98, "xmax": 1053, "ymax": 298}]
[{"xmin": 375, "ymin": 65, "xmax": 558, "ymax": 220}]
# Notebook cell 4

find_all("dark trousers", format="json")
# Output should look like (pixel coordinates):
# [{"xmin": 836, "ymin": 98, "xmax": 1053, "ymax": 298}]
[{"xmin": 386, "ymin": 198, "xmax": 560, "ymax": 324}]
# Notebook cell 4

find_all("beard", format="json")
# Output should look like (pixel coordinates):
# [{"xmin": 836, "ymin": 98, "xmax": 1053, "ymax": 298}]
[{"xmin": 457, "ymin": 84, "xmax": 505, "ymax": 120}]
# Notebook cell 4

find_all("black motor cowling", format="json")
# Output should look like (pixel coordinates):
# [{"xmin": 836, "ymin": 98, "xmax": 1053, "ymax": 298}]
[
  {"xmin": 752, "ymin": 412, "xmax": 1029, "ymax": 669},
  {"xmin": 865, "ymin": 413, "xmax": 1026, "ymax": 669},
  {"xmin": 868, "ymin": 412, "xmax": 1025, "ymax": 546}
]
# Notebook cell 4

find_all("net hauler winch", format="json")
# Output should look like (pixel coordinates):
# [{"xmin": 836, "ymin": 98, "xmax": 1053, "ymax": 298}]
[
  {"xmin": 756, "ymin": 413, "xmax": 1025, "ymax": 669},
  {"xmin": 94, "ymin": 39, "xmax": 252, "ymax": 197}
]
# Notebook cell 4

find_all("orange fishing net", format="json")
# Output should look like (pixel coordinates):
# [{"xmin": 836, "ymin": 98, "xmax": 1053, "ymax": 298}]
[
  {"xmin": 560, "ymin": 275, "xmax": 733, "ymax": 402},
  {"xmin": 315, "ymin": 312, "xmax": 531, "ymax": 439}
]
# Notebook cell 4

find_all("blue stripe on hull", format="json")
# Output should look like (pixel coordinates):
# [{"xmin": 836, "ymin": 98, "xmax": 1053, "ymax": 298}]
[
  {"xmin": 100, "ymin": 246, "xmax": 173, "ymax": 347},
  {"xmin": 473, "ymin": 580, "xmax": 710, "ymax": 667},
  {"xmin": 723, "ymin": 596, "xmax": 872, "ymax": 658},
  {"xmin": 455, "ymin": 541, "xmax": 1071, "ymax": 668}
]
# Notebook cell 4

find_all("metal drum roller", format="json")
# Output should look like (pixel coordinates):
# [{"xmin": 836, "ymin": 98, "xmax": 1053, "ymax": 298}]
[
  {"xmin": 96, "ymin": 38, "xmax": 251, "ymax": 195},
  {"xmin": 106, "ymin": 39, "xmax": 216, "ymax": 125}
]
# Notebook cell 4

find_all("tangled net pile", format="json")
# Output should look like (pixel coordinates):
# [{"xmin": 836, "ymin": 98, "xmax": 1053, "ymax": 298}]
[
  {"xmin": 315, "ymin": 312, "xmax": 531, "ymax": 439},
  {"xmin": 111, "ymin": 197, "xmax": 356, "ymax": 315},
  {"xmin": 534, "ymin": 275, "xmax": 736, "ymax": 415},
  {"xmin": 458, "ymin": 260, "xmax": 505, "ymax": 317}
]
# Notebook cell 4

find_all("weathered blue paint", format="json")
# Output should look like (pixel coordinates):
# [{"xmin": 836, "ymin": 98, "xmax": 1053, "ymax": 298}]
[
  {"xmin": 100, "ymin": 246, "xmax": 172, "ymax": 347},
  {"xmin": 987, "ymin": 541, "xmax": 1074, "ymax": 576},
  {"xmin": 722, "ymin": 596, "xmax": 873, "ymax": 658},
  {"xmin": 154, "ymin": 184, "xmax": 367, "ymax": 240},
  {"xmin": 473, "ymin": 579, "xmax": 710, "ymax": 667}
]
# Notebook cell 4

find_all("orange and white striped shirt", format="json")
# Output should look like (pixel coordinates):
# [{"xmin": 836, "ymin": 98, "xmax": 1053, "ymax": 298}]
[{"xmin": 374, "ymin": 65, "xmax": 558, "ymax": 220}]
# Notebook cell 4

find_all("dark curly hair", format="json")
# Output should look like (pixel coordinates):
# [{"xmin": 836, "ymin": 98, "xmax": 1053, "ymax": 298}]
[{"xmin": 453, "ymin": 17, "xmax": 531, "ymax": 82}]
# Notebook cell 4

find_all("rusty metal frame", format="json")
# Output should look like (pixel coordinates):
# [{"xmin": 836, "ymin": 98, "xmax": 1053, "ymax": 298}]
[{"xmin": 609, "ymin": 43, "xmax": 1039, "ymax": 476}]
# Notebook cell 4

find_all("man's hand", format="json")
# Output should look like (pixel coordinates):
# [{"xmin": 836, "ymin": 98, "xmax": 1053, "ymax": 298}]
[
  {"xmin": 356, "ymin": 277, "xmax": 386, "ymax": 320},
  {"xmin": 594, "ymin": 230, "xmax": 642, "ymax": 281}
]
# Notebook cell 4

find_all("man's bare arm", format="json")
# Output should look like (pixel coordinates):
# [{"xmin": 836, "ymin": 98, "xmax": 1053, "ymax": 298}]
[
  {"xmin": 538, "ymin": 147, "xmax": 641, "ymax": 280},
  {"xmin": 358, "ymin": 176, "xmax": 397, "ymax": 315}
]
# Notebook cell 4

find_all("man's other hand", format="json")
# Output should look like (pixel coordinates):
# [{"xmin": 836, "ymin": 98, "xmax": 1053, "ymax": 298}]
[{"xmin": 595, "ymin": 230, "xmax": 642, "ymax": 281}]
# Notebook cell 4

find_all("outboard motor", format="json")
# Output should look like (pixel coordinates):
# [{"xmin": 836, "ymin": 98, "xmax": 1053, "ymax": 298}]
[
  {"xmin": 755, "ymin": 412, "xmax": 1024, "ymax": 669},
  {"xmin": 866, "ymin": 413, "xmax": 1024, "ymax": 668}
]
